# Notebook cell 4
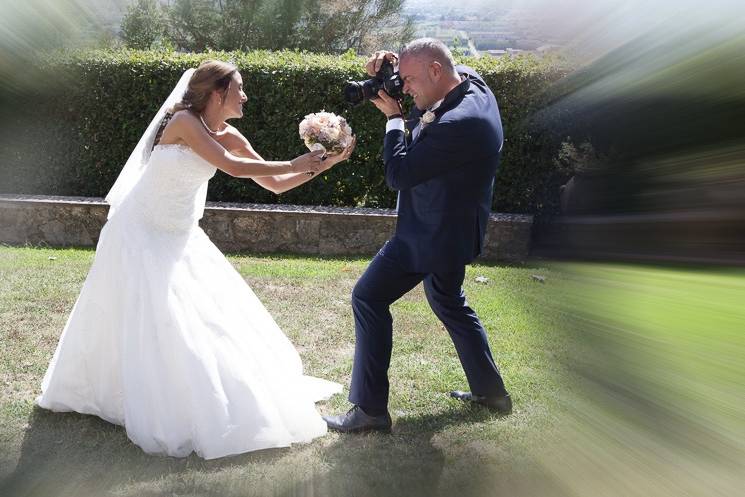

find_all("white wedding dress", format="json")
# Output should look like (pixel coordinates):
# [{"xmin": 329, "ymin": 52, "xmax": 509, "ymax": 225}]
[{"xmin": 36, "ymin": 143, "xmax": 341, "ymax": 459}]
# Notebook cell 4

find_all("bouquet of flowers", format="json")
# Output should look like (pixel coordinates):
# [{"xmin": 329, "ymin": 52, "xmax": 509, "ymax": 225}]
[{"xmin": 298, "ymin": 111, "xmax": 354, "ymax": 155}]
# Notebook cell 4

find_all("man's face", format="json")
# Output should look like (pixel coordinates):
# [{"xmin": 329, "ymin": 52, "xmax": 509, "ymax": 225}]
[{"xmin": 399, "ymin": 56, "xmax": 437, "ymax": 110}]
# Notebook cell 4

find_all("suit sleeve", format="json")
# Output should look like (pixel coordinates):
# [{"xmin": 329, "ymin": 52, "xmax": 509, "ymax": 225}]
[{"xmin": 384, "ymin": 119, "xmax": 474, "ymax": 191}]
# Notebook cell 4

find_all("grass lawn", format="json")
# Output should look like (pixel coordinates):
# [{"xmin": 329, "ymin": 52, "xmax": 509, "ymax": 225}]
[
  {"xmin": 0, "ymin": 246, "xmax": 568, "ymax": 497},
  {"xmin": 1, "ymin": 247, "xmax": 743, "ymax": 496}
]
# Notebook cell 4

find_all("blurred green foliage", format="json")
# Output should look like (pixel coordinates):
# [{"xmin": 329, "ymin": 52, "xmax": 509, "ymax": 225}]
[{"xmin": 0, "ymin": 49, "xmax": 571, "ymax": 213}]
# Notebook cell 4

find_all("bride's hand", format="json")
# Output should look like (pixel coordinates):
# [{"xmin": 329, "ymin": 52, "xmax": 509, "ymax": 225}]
[
  {"xmin": 321, "ymin": 136, "xmax": 357, "ymax": 171},
  {"xmin": 291, "ymin": 150, "xmax": 325, "ymax": 174}
]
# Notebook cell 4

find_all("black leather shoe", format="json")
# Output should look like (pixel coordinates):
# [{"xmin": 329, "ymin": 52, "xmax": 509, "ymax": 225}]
[
  {"xmin": 450, "ymin": 391, "xmax": 512, "ymax": 414},
  {"xmin": 323, "ymin": 405, "xmax": 392, "ymax": 433}
]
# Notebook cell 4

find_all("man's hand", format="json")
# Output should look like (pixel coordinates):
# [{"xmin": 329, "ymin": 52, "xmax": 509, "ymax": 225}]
[
  {"xmin": 371, "ymin": 90, "xmax": 401, "ymax": 118},
  {"xmin": 365, "ymin": 51, "xmax": 398, "ymax": 77}
]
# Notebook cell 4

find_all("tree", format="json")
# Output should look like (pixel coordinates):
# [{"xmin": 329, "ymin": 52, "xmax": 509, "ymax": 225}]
[
  {"xmin": 294, "ymin": 0, "xmax": 414, "ymax": 54},
  {"xmin": 167, "ymin": 0, "xmax": 223, "ymax": 52},
  {"xmin": 121, "ymin": 0, "xmax": 167, "ymax": 50},
  {"xmin": 142, "ymin": 0, "xmax": 412, "ymax": 54},
  {"xmin": 451, "ymin": 36, "xmax": 465, "ymax": 57},
  {"xmin": 252, "ymin": 0, "xmax": 305, "ymax": 50}
]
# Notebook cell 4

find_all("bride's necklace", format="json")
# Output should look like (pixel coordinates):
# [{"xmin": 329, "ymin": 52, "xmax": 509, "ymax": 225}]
[{"xmin": 199, "ymin": 114, "xmax": 224, "ymax": 135}]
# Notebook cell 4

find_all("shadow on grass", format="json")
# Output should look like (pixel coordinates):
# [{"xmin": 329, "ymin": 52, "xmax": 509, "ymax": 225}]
[
  {"xmin": 314, "ymin": 405, "xmax": 510, "ymax": 497},
  {"xmin": 1, "ymin": 406, "xmax": 292, "ymax": 497},
  {"xmin": 1, "ymin": 403, "xmax": 514, "ymax": 497}
]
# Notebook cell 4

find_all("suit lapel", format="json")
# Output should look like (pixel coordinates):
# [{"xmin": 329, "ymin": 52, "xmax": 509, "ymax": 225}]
[
  {"xmin": 406, "ymin": 108, "xmax": 423, "ymax": 147},
  {"xmin": 405, "ymin": 77, "xmax": 471, "ymax": 148}
]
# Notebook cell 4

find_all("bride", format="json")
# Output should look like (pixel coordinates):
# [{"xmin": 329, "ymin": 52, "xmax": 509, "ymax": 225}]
[{"xmin": 36, "ymin": 60, "xmax": 354, "ymax": 459}]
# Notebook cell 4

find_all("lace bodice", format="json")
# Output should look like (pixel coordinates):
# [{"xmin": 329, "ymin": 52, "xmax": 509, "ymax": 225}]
[{"xmin": 118, "ymin": 144, "xmax": 217, "ymax": 232}]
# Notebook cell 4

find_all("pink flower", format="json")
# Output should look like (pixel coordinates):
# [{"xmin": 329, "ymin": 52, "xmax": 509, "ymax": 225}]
[{"xmin": 299, "ymin": 111, "xmax": 354, "ymax": 155}]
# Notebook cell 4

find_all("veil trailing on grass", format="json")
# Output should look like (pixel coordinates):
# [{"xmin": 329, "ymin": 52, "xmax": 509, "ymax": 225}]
[{"xmin": 104, "ymin": 69, "xmax": 195, "ymax": 219}]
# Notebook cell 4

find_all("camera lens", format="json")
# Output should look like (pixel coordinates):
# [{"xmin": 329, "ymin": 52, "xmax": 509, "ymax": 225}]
[
  {"xmin": 344, "ymin": 78, "xmax": 385, "ymax": 105},
  {"xmin": 344, "ymin": 82, "xmax": 364, "ymax": 105}
]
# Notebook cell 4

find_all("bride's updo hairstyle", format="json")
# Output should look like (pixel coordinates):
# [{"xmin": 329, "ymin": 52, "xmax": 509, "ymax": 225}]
[{"xmin": 172, "ymin": 60, "xmax": 237, "ymax": 114}]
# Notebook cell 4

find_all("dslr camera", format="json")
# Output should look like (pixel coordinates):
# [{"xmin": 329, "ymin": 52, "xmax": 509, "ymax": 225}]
[{"xmin": 344, "ymin": 58, "xmax": 404, "ymax": 105}]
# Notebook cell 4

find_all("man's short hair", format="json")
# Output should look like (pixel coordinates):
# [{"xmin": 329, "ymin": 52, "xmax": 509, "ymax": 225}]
[{"xmin": 399, "ymin": 38, "xmax": 456, "ymax": 72}]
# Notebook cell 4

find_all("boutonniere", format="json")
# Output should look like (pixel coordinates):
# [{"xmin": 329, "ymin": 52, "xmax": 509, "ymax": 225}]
[{"xmin": 420, "ymin": 110, "xmax": 436, "ymax": 126}]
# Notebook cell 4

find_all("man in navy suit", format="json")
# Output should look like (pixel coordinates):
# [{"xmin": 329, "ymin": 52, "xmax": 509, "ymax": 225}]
[{"xmin": 324, "ymin": 39, "xmax": 511, "ymax": 432}]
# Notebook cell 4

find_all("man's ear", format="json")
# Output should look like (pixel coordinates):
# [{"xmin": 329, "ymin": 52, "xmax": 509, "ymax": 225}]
[{"xmin": 429, "ymin": 61, "xmax": 443, "ymax": 81}]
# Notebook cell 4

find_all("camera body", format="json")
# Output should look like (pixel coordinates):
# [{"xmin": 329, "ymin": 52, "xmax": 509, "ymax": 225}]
[{"xmin": 344, "ymin": 58, "xmax": 404, "ymax": 105}]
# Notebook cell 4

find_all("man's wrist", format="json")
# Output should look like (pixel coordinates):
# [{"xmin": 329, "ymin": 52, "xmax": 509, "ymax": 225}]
[
  {"xmin": 387, "ymin": 113, "xmax": 403, "ymax": 121},
  {"xmin": 385, "ymin": 116, "xmax": 405, "ymax": 134}
]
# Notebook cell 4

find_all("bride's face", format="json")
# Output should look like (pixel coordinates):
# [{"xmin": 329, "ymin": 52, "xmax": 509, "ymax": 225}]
[{"xmin": 220, "ymin": 72, "xmax": 248, "ymax": 119}]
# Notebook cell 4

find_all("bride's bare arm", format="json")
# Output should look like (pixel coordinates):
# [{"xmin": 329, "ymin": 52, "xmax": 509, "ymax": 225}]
[
  {"xmin": 221, "ymin": 126, "xmax": 356, "ymax": 194},
  {"xmin": 220, "ymin": 127, "xmax": 317, "ymax": 194},
  {"xmin": 161, "ymin": 111, "xmax": 322, "ymax": 178}
]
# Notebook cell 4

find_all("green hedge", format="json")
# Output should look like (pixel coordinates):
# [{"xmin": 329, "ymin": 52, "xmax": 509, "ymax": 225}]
[{"xmin": 0, "ymin": 49, "xmax": 571, "ymax": 214}]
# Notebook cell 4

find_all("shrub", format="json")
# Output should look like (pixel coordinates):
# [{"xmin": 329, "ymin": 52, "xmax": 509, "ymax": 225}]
[{"xmin": 0, "ymin": 49, "xmax": 571, "ymax": 214}]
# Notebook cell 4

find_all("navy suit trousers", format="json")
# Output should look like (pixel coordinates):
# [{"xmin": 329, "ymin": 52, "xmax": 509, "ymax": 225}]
[{"xmin": 349, "ymin": 242, "xmax": 508, "ymax": 410}]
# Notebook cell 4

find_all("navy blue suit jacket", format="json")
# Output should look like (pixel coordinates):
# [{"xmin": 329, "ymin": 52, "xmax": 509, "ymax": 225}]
[{"xmin": 383, "ymin": 65, "xmax": 504, "ymax": 273}]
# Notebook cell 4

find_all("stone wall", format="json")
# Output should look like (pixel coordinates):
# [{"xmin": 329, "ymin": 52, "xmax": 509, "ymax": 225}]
[{"xmin": 0, "ymin": 195, "xmax": 533, "ymax": 263}]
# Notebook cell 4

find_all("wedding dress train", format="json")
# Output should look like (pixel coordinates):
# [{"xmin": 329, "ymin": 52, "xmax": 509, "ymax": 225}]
[{"xmin": 37, "ymin": 144, "xmax": 341, "ymax": 459}]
